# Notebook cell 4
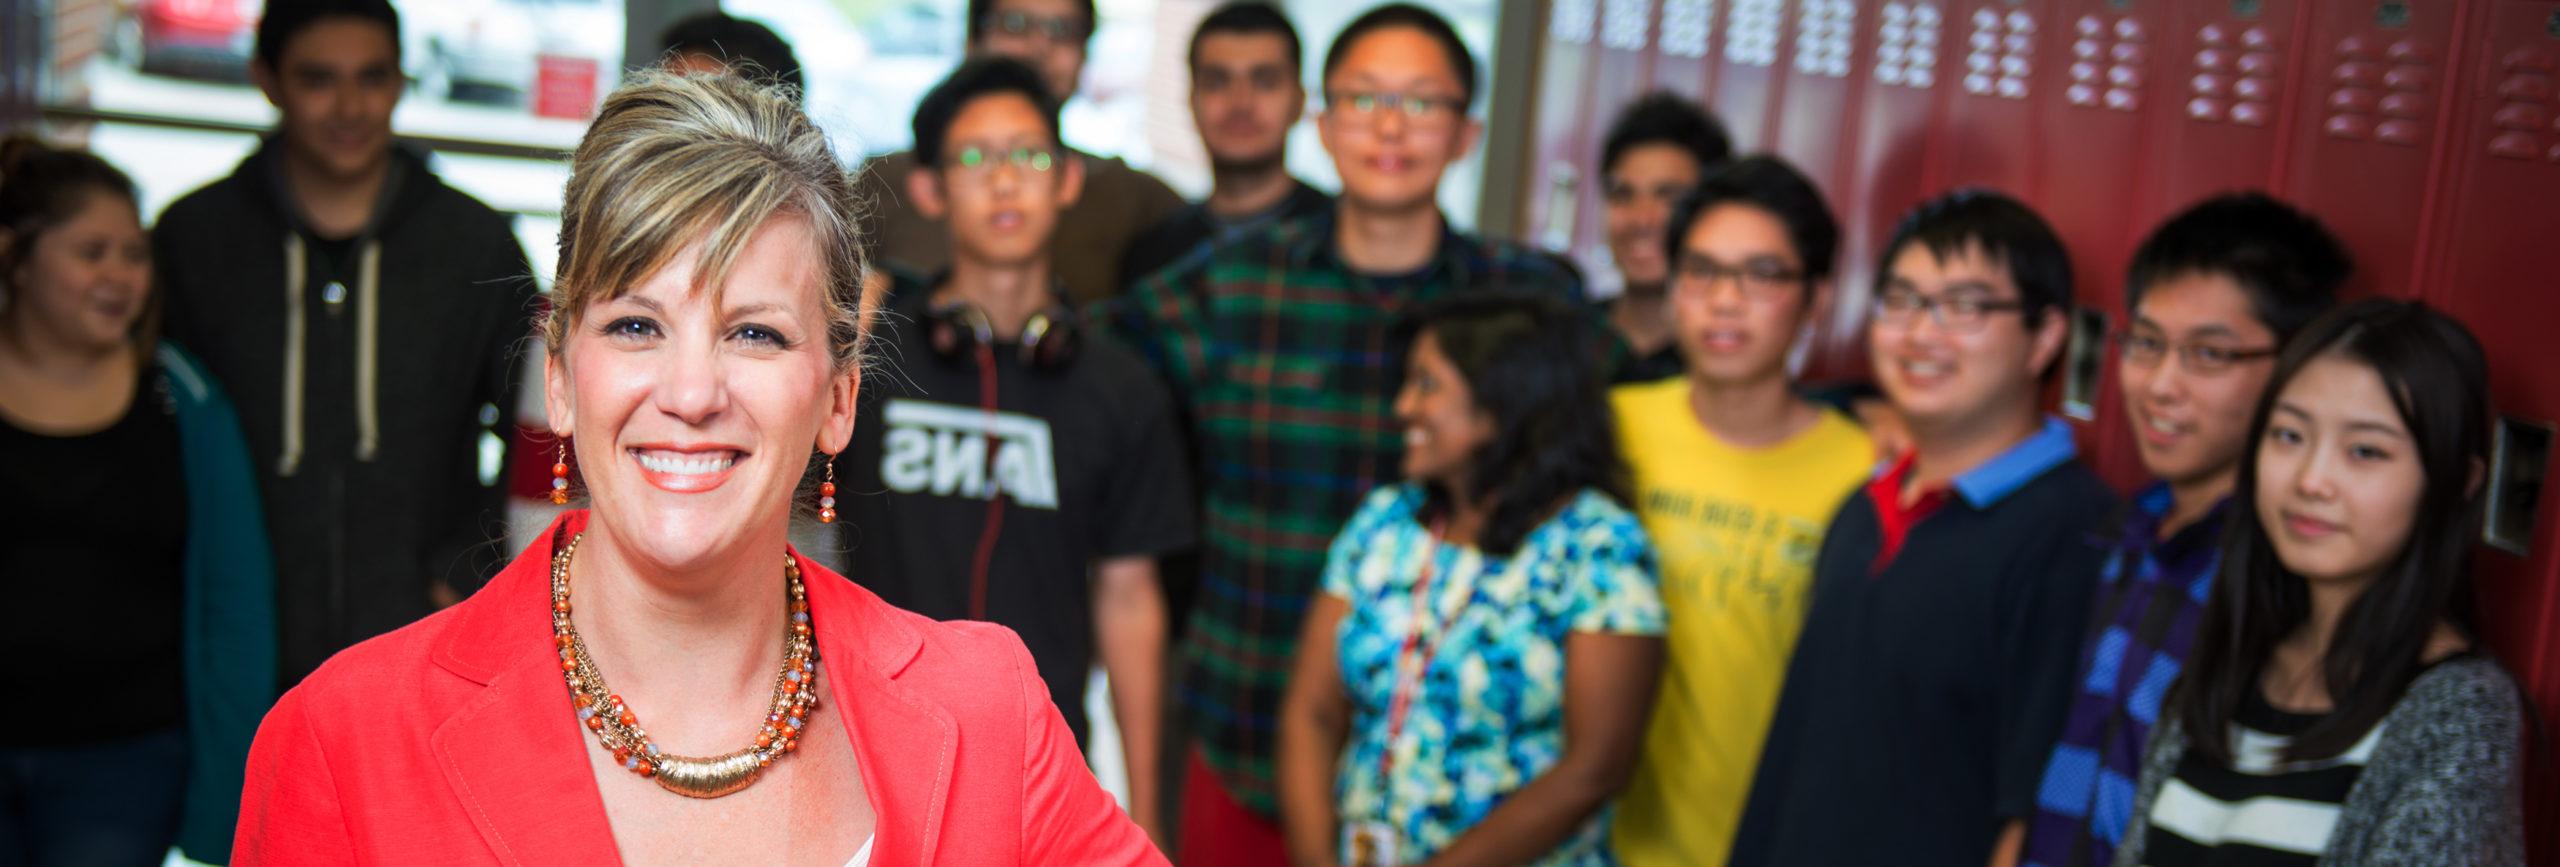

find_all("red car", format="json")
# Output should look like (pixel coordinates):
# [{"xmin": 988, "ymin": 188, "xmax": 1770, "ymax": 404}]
[{"xmin": 112, "ymin": 0, "xmax": 260, "ymax": 81}]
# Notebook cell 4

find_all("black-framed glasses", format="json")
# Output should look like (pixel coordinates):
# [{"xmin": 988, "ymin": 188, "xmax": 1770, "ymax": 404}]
[
  {"xmin": 950, "ymin": 145, "xmax": 1057, "ymax": 179},
  {"xmin": 1324, "ymin": 90, "xmax": 1463, "ymax": 128},
  {"xmin": 1672, "ymin": 255, "xmax": 1804, "ymax": 301},
  {"xmin": 1872, "ymin": 288, "xmax": 2029, "ymax": 333},
  {"xmin": 2115, "ymin": 330, "xmax": 2278, "ymax": 374},
  {"xmin": 983, "ymin": 10, "xmax": 1089, "ymax": 43}
]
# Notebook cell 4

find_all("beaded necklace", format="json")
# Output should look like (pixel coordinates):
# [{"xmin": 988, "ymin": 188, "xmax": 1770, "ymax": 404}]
[{"xmin": 551, "ymin": 532, "xmax": 820, "ymax": 798}]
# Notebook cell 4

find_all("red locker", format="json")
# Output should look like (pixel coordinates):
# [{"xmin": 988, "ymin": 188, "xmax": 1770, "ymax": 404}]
[
  {"xmin": 1526, "ymin": 0, "xmax": 1606, "ymax": 257},
  {"xmin": 2428, "ymin": 3, "xmax": 2560, "ymax": 860},
  {"xmin": 1768, "ymin": 0, "xmax": 1882, "ymax": 382},
  {"xmin": 1651, "ymin": 0, "xmax": 1722, "ymax": 97},
  {"xmin": 2132, "ymin": 0, "xmax": 2316, "ymax": 233},
  {"xmin": 1812, "ymin": 0, "xmax": 1958, "ymax": 382},
  {"xmin": 1704, "ymin": 0, "xmax": 1801, "ymax": 149},
  {"xmin": 2035, "ymin": 1, "xmax": 2175, "ymax": 489},
  {"xmin": 2277, "ymin": 0, "xmax": 2473, "ymax": 298},
  {"xmin": 1574, "ymin": 0, "xmax": 1668, "ymax": 282},
  {"xmin": 1934, "ymin": 1, "xmax": 2061, "ymax": 196}
]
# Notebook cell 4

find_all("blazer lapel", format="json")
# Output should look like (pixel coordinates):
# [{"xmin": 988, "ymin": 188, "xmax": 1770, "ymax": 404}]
[
  {"xmin": 429, "ymin": 514, "xmax": 622, "ymax": 864},
  {"xmin": 807, "ymin": 554, "xmax": 959, "ymax": 867}
]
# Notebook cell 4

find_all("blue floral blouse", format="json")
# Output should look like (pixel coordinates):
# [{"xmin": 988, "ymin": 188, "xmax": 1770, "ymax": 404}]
[{"xmin": 1322, "ymin": 484, "xmax": 1667, "ymax": 866}]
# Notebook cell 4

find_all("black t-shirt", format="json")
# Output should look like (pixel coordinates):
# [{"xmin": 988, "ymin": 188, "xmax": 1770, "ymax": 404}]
[
  {"xmin": 0, "ymin": 364, "xmax": 189, "ymax": 745},
  {"xmin": 840, "ymin": 292, "xmax": 1196, "ymax": 745}
]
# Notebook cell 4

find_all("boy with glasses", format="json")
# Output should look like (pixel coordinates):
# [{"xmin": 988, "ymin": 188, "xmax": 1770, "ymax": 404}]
[
  {"xmin": 854, "ymin": 0, "xmax": 1184, "ymax": 304},
  {"xmin": 1731, "ymin": 191, "xmax": 2117, "ymax": 867},
  {"xmin": 1608, "ymin": 157, "xmax": 1877, "ymax": 867},
  {"xmin": 1107, "ymin": 5, "xmax": 1582, "ymax": 864},
  {"xmin": 839, "ymin": 57, "xmax": 1194, "ymax": 843},
  {"xmin": 2022, "ymin": 194, "xmax": 2347, "ymax": 867},
  {"xmin": 1119, "ymin": 2, "xmax": 1332, "ymax": 287}
]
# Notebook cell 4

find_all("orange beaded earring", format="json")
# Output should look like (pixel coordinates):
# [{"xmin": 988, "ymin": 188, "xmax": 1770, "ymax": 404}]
[
  {"xmin": 551, "ymin": 440, "xmax": 571, "ymax": 505},
  {"xmin": 817, "ymin": 453, "xmax": 837, "ymax": 523}
]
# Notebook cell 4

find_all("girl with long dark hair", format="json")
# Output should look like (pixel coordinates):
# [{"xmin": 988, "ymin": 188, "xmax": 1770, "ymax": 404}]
[
  {"xmin": 0, "ymin": 136, "xmax": 278, "ymax": 865},
  {"xmin": 1276, "ymin": 293, "xmax": 1667, "ymax": 866},
  {"xmin": 2112, "ymin": 298, "xmax": 2525, "ymax": 865}
]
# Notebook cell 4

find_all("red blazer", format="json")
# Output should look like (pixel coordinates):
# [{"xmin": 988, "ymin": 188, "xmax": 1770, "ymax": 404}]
[{"xmin": 234, "ymin": 510, "xmax": 1165, "ymax": 865}]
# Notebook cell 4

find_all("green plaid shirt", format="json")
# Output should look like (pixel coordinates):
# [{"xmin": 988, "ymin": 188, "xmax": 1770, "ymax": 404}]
[{"xmin": 1106, "ymin": 210, "xmax": 1584, "ymax": 817}]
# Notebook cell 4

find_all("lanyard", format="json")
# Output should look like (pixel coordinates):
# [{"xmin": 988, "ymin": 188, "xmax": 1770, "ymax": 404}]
[{"xmin": 1377, "ymin": 519, "xmax": 1474, "ymax": 781}]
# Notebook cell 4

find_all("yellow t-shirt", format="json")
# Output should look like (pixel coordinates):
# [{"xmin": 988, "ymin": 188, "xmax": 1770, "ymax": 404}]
[{"xmin": 1607, "ymin": 379, "xmax": 1875, "ymax": 867}]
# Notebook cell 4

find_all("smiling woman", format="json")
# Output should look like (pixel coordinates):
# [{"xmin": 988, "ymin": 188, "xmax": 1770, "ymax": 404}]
[{"xmin": 232, "ymin": 69, "xmax": 1165, "ymax": 866}]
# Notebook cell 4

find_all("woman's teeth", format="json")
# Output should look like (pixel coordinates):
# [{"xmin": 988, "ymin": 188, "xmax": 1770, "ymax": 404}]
[{"xmin": 637, "ymin": 452, "xmax": 736, "ymax": 475}]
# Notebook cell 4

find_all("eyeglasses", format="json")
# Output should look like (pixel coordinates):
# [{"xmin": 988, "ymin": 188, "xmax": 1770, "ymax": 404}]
[
  {"xmin": 1672, "ymin": 255, "xmax": 1804, "ymax": 302},
  {"xmin": 1871, "ymin": 288, "xmax": 2029, "ymax": 333},
  {"xmin": 948, "ymin": 145, "xmax": 1057, "ymax": 179},
  {"xmin": 1324, "ymin": 90, "xmax": 1463, "ymax": 129},
  {"xmin": 982, "ymin": 10, "xmax": 1089, "ymax": 43},
  {"xmin": 2115, "ymin": 330, "xmax": 2278, "ymax": 375}
]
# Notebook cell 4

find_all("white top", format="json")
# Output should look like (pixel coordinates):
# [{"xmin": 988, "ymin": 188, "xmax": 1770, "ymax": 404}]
[{"xmin": 842, "ymin": 835, "xmax": 874, "ymax": 867}]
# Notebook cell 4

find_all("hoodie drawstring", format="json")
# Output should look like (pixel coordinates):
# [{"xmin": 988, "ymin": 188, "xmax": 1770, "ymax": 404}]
[
  {"xmin": 279, "ymin": 235, "xmax": 307, "ymax": 477},
  {"xmin": 355, "ymin": 240, "xmax": 381, "ymax": 462},
  {"xmin": 277, "ymin": 235, "xmax": 385, "ymax": 474}
]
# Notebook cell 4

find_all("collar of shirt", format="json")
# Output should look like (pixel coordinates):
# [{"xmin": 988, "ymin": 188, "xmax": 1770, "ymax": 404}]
[
  {"xmin": 2115, "ymin": 481, "xmax": 2231, "ymax": 589},
  {"xmin": 1864, "ymin": 415, "xmax": 2082, "ymax": 571},
  {"xmin": 1286, "ymin": 207, "xmax": 1473, "ymax": 290}
]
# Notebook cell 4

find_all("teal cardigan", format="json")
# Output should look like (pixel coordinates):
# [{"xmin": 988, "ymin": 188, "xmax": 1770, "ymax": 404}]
[{"xmin": 159, "ymin": 344, "xmax": 281, "ymax": 864}]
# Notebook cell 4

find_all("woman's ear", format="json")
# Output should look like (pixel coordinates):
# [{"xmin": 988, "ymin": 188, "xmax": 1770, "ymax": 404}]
[
  {"xmin": 818, "ymin": 364, "xmax": 860, "ymax": 456},
  {"xmin": 542, "ymin": 349, "xmax": 575, "ymax": 441}
]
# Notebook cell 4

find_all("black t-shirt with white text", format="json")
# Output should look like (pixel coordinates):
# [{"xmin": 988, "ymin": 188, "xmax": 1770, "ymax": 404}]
[{"xmin": 839, "ymin": 290, "xmax": 1195, "ymax": 745}]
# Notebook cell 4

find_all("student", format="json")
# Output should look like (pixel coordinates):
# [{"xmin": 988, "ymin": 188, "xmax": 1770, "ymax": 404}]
[
  {"xmin": 1730, "ymin": 190, "xmax": 2116, "ymax": 867},
  {"xmin": 854, "ymin": 0, "xmax": 1184, "ymax": 304},
  {"xmin": 1108, "ymin": 6, "xmax": 1584, "ymax": 864},
  {"xmin": 0, "ymin": 138, "xmax": 278, "ymax": 867},
  {"xmin": 1593, "ymin": 91, "xmax": 1731, "ymax": 383},
  {"xmin": 152, "ymin": 0, "xmax": 536, "ymax": 688},
  {"xmin": 2111, "ymin": 299, "xmax": 2524, "ymax": 864},
  {"xmin": 2024, "ymin": 194, "xmax": 2348, "ymax": 867},
  {"xmin": 1607, "ymin": 156, "xmax": 1876, "ymax": 867},
  {"xmin": 1278, "ymin": 294, "xmax": 1665, "ymax": 866},
  {"xmin": 1118, "ymin": 1, "xmax": 1333, "ymax": 287},
  {"xmin": 657, "ymin": 11, "xmax": 803, "ymax": 99},
  {"xmin": 840, "ymin": 57, "xmax": 1192, "ymax": 844}
]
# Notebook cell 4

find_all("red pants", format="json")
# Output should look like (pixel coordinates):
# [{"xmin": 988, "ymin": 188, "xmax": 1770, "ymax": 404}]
[{"xmin": 1176, "ymin": 748, "xmax": 1289, "ymax": 867}]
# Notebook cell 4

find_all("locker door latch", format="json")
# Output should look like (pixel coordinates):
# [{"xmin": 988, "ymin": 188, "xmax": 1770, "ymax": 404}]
[
  {"xmin": 2061, "ymin": 307, "xmax": 2110, "ymax": 422},
  {"xmin": 2485, "ymin": 416, "xmax": 2552, "ymax": 557}
]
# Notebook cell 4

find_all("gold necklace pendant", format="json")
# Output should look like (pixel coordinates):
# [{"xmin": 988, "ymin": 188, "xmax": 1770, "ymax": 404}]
[
  {"xmin": 649, "ymin": 747, "xmax": 769, "ymax": 799},
  {"xmin": 550, "ymin": 532, "xmax": 821, "ymax": 799}
]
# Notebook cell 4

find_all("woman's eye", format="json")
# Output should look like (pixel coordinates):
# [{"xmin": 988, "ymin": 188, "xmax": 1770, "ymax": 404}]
[
  {"xmin": 733, "ymin": 324, "xmax": 790, "ymax": 347},
  {"xmin": 2267, "ymin": 425, "xmax": 2304, "ymax": 446},
  {"xmin": 602, "ymin": 317, "xmax": 660, "ymax": 339},
  {"xmin": 2348, "ymin": 443, "xmax": 2392, "ymax": 462}
]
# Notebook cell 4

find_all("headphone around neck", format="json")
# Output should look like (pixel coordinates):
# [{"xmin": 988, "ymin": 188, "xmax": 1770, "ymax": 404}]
[{"xmin": 923, "ymin": 298, "xmax": 1081, "ymax": 370}]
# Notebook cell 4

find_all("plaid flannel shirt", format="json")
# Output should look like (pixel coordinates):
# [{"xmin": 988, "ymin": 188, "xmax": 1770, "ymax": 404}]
[{"xmin": 1107, "ymin": 209, "xmax": 1584, "ymax": 816}]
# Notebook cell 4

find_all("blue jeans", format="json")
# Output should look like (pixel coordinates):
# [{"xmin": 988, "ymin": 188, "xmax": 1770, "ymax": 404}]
[{"xmin": 0, "ymin": 727, "xmax": 186, "ymax": 867}]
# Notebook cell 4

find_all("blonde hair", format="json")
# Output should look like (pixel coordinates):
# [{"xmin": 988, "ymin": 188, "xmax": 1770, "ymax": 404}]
[{"xmin": 543, "ymin": 69, "xmax": 874, "ymax": 370}]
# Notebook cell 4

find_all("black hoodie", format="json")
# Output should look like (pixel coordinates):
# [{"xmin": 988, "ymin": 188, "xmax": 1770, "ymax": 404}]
[{"xmin": 154, "ymin": 138, "xmax": 536, "ymax": 688}]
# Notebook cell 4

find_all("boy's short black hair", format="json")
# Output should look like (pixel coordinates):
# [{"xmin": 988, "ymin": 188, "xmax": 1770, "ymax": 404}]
[
  {"xmin": 2125, "ymin": 192, "xmax": 2350, "ymax": 344},
  {"xmin": 910, "ymin": 57, "xmax": 1062, "ymax": 170},
  {"xmin": 1320, "ymin": 3, "xmax": 1477, "ymax": 109},
  {"xmin": 966, "ymin": 0, "xmax": 1099, "ymax": 44},
  {"xmin": 1877, "ymin": 189, "xmax": 2074, "ymax": 321},
  {"xmin": 1188, "ymin": 2, "xmax": 1302, "ymax": 74},
  {"xmin": 255, "ymin": 0, "xmax": 400, "ymax": 72},
  {"xmin": 1601, "ymin": 91, "xmax": 1731, "ymax": 178},
  {"xmin": 659, "ymin": 12, "xmax": 805, "ymax": 100},
  {"xmin": 1664, "ymin": 155, "xmax": 1840, "ymax": 286}
]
